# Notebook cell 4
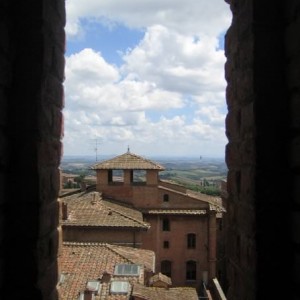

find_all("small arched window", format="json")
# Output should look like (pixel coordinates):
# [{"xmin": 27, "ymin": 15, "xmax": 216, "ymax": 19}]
[
  {"xmin": 163, "ymin": 194, "xmax": 169, "ymax": 202},
  {"xmin": 161, "ymin": 260, "xmax": 172, "ymax": 277},
  {"xmin": 186, "ymin": 260, "xmax": 197, "ymax": 280}
]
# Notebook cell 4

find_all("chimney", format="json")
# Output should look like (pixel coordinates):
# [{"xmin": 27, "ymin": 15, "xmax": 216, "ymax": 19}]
[
  {"xmin": 62, "ymin": 202, "xmax": 68, "ymax": 220},
  {"xmin": 100, "ymin": 271, "xmax": 111, "ymax": 283},
  {"xmin": 83, "ymin": 290, "xmax": 93, "ymax": 300}
]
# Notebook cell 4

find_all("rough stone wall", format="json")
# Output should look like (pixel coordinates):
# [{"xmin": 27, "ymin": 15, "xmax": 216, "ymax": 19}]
[
  {"xmin": 0, "ymin": 1, "xmax": 65, "ymax": 299},
  {"xmin": 225, "ymin": 0, "xmax": 299, "ymax": 299},
  {"xmin": 225, "ymin": 0, "xmax": 256, "ymax": 293}
]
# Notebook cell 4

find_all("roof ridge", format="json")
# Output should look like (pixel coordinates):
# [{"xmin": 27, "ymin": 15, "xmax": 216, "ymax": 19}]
[
  {"xmin": 186, "ymin": 189, "xmax": 225, "ymax": 209},
  {"xmin": 91, "ymin": 151, "xmax": 165, "ymax": 170},
  {"xmin": 105, "ymin": 244, "xmax": 136, "ymax": 265},
  {"xmin": 108, "ymin": 205, "xmax": 150, "ymax": 228},
  {"xmin": 63, "ymin": 242, "xmax": 107, "ymax": 246}
]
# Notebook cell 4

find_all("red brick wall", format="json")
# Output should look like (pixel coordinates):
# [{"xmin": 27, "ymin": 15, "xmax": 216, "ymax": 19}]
[
  {"xmin": 99, "ymin": 183, "xmax": 209, "ymax": 210},
  {"xmin": 142, "ymin": 214, "xmax": 209, "ymax": 288},
  {"xmin": 146, "ymin": 170, "xmax": 159, "ymax": 185},
  {"xmin": 63, "ymin": 227, "xmax": 142, "ymax": 246}
]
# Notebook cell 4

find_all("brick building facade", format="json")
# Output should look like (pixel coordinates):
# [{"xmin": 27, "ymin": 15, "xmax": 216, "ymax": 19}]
[{"xmin": 91, "ymin": 151, "xmax": 224, "ymax": 290}]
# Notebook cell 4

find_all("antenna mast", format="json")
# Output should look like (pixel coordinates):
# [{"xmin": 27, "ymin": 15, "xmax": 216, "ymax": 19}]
[{"xmin": 94, "ymin": 139, "xmax": 99, "ymax": 162}]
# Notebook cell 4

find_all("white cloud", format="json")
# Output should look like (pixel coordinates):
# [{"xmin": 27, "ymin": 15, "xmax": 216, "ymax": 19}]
[
  {"xmin": 122, "ymin": 25, "xmax": 226, "ymax": 96},
  {"xmin": 63, "ymin": 1, "xmax": 231, "ymax": 157},
  {"xmin": 66, "ymin": 0, "xmax": 231, "ymax": 38}
]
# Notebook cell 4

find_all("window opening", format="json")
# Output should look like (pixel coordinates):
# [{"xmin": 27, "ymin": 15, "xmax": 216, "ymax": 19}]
[
  {"xmin": 187, "ymin": 233, "xmax": 196, "ymax": 249},
  {"xmin": 161, "ymin": 260, "xmax": 172, "ymax": 277},
  {"xmin": 112, "ymin": 170, "xmax": 124, "ymax": 183},
  {"xmin": 162, "ymin": 218, "xmax": 170, "ymax": 231},
  {"xmin": 163, "ymin": 240, "xmax": 169, "ymax": 248},
  {"xmin": 133, "ymin": 170, "xmax": 146, "ymax": 184},
  {"xmin": 186, "ymin": 260, "xmax": 197, "ymax": 280},
  {"xmin": 163, "ymin": 194, "xmax": 169, "ymax": 202}
]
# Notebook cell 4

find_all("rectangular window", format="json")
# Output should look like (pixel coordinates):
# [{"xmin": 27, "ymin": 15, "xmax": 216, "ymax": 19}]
[
  {"xmin": 161, "ymin": 260, "xmax": 172, "ymax": 277},
  {"xmin": 186, "ymin": 261, "xmax": 197, "ymax": 280},
  {"xmin": 162, "ymin": 218, "xmax": 170, "ymax": 231},
  {"xmin": 109, "ymin": 170, "xmax": 124, "ymax": 183},
  {"xmin": 163, "ymin": 241, "xmax": 169, "ymax": 248},
  {"xmin": 187, "ymin": 233, "xmax": 196, "ymax": 249}
]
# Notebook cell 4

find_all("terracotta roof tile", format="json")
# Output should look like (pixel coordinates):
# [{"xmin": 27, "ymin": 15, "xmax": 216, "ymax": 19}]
[
  {"xmin": 186, "ymin": 190, "xmax": 226, "ymax": 212},
  {"xmin": 149, "ymin": 273, "xmax": 172, "ymax": 286},
  {"xmin": 59, "ymin": 242, "xmax": 155, "ymax": 300},
  {"xmin": 146, "ymin": 209, "xmax": 207, "ymax": 215},
  {"xmin": 91, "ymin": 152, "xmax": 165, "ymax": 170},
  {"xmin": 107, "ymin": 244, "xmax": 155, "ymax": 272},
  {"xmin": 132, "ymin": 283, "xmax": 199, "ymax": 300},
  {"xmin": 60, "ymin": 191, "xmax": 150, "ymax": 229}
]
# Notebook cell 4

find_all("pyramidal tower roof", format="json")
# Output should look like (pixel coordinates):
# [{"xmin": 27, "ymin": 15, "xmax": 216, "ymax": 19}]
[{"xmin": 91, "ymin": 150, "xmax": 165, "ymax": 170}]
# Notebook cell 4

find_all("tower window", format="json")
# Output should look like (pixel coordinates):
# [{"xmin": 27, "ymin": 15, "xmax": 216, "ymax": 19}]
[
  {"xmin": 163, "ymin": 194, "xmax": 169, "ymax": 202},
  {"xmin": 163, "ymin": 241, "xmax": 169, "ymax": 248}
]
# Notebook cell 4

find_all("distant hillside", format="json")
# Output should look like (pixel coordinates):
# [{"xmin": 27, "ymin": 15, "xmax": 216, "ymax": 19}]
[{"xmin": 60, "ymin": 156, "xmax": 227, "ymax": 196}]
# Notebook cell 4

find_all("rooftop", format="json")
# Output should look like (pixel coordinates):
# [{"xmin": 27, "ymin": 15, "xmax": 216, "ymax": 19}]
[
  {"xmin": 59, "ymin": 242, "xmax": 155, "ymax": 300},
  {"xmin": 146, "ymin": 209, "xmax": 207, "ymax": 215},
  {"xmin": 132, "ymin": 283, "xmax": 199, "ymax": 300},
  {"xmin": 60, "ymin": 191, "xmax": 150, "ymax": 229},
  {"xmin": 149, "ymin": 272, "xmax": 172, "ymax": 286},
  {"xmin": 91, "ymin": 151, "xmax": 165, "ymax": 171}
]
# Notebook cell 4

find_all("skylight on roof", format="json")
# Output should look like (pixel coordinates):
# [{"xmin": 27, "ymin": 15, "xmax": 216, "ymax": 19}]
[
  {"xmin": 86, "ymin": 280, "xmax": 101, "ymax": 295},
  {"xmin": 114, "ymin": 264, "xmax": 140, "ymax": 276},
  {"xmin": 110, "ymin": 281, "xmax": 130, "ymax": 294}
]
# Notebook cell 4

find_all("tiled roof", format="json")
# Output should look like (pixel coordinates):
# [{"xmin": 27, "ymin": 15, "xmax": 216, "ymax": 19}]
[
  {"xmin": 91, "ymin": 151, "xmax": 165, "ymax": 170},
  {"xmin": 186, "ymin": 190, "xmax": 226, "ymax": 212},
  {"xmin": 159, "ymin": 182, "xmax": 225, "ymax": 213},
  {"xmin": 59, "ymin": 242, "xmax": 155, "ymax": 300},
  {"xmin": 146, "ymin": 209, "xmax": 207, "ymax": 215},
  {"xmin": 132, "ymin": 283, "xmax": 199, "ymax": 300},
  {"xmin": 60, "ymin": 191, "xmax": 150, "ymax": 229},
  {"xmin": 149, "ymin": 272, "xmax": 172, "ymax": 286},
  {"xmin": 107, "ymin": 244, "xmax": 155, "ymax": 272}
]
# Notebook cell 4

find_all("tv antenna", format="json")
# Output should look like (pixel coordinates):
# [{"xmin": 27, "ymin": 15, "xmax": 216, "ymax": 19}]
[{"xmin": 92, "ymin": 139, "xmax": 100, "ymax": 162}]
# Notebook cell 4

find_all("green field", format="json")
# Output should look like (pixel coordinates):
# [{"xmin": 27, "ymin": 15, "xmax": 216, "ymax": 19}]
[{"xmin": 60, "ymin": 156, "xmax": 228, "ymax": 196}]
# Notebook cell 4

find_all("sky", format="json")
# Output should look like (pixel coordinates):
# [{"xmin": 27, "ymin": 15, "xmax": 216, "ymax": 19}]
[{"xmin": 63, "ymin": 0, "xmax": 232, "ymax": 159}]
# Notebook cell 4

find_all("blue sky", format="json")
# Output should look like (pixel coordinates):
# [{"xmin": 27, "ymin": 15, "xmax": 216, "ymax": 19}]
[{"xmin": 63, "ymin": 0, "xmax": 232, "ymax": 158}]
